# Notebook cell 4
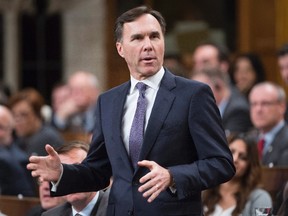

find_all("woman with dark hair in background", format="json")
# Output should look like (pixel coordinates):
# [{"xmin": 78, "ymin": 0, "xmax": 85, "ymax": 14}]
[
  {"xmin": 203, "ymin": 133, "xmax": 272, "ymax": 216},
  {"xmin": 230, "ymin": 53, "xmax": 266, "ymax": 99}
]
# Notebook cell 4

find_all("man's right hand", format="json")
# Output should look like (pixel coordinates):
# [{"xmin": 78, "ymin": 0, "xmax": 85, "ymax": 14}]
[{"xmin": 27, "ymin": 144, "xmax": 62, "ymax": 182}]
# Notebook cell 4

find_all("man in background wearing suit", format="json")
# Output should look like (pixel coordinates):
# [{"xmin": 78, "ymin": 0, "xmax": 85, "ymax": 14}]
[
  {"xmin": 42, "ymin": 141, "xmax": 109, "ymax": 216},
  {"xmin": 51, "ymin": 71, "xmax": 100, "ymax": 133},
  {"xmin": 249, "ymin": 82, "xmax": 288, "ymax": 167},
  {"xmin": 28, "ymin": 6, "xmax": 235, "ymax": 216},
  {"xmin": 192, "ymin": 68, "xmax": 252, "ymax": 135}
]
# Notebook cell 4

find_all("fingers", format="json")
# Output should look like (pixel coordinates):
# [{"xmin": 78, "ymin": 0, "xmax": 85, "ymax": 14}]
[
  {"xmin": 140, "ymin": 181, "xmax": 163, "ymax": 203},
  {"xmin": 147, "ymin": 185, "xmax": 161, "ymax": 203},
  {"xmin": 45, "ymin": 144, "xmax": 57, "ymax": 157},
  {"xmin": 138, "ymin": 160, "xmax": 156, "ymax": 184},
  {"xmin": 137, "ymin": 160, "xmax": 173, "ymax": 203},
  {"xmin": 138, "ymin": 160, "xmax": 154, "ymax": 168}
]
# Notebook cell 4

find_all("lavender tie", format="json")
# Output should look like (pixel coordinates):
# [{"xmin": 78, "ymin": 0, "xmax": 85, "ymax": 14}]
[{"xmin": 129, "ymin": 82, "xmax": 147, "ymax": 169}]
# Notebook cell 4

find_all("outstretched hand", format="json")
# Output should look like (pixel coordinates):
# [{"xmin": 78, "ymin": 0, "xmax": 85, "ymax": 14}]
[
  {"xmin": 138, "ymin": 160, "xmax": 173, "ymax": 203},
  {"xmin": 27, "ymin": 144, "xmax": 62, "ymax": 182}
]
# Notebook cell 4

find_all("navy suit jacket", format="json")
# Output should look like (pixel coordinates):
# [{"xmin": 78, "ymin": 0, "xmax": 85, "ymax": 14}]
[{"xmin": 54, "ymin": 69, "xmax": 235, "ymax": 216}]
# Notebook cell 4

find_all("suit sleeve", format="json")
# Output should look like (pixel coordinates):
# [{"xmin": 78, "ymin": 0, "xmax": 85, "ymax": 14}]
[
  {"xmin": 168, "ymin": 83, "xmax": 235, "ymax": 200},
  {"xmin": 52, "ymin": 95, "xmax": 112, "ymax": 196}
]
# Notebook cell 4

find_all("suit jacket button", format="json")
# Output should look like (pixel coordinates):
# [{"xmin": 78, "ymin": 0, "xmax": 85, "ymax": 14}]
[
  {"xmin": 128, "ymin": 210, "xmax": 134, "ymax": 215},
  {"xmin": 132, "ymin": 181, "xmax": 139, "ymax": 186}
]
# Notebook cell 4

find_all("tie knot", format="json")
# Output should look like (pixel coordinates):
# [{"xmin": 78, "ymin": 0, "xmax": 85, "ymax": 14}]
[{"xmin": 136, "ymin": 82, "xmax": 147, "ymax": 93}]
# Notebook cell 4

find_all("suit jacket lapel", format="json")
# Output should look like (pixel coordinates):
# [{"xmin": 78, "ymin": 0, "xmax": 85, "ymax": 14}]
[
  {"xmin": 138, "ymin": 71, "xmax": 176, "ymax": 165},
  {"xmin": 91, "ymin": 191, "xmax": 104, "ymax": 216}
]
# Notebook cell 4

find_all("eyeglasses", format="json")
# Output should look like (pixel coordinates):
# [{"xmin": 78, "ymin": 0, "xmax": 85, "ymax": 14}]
[{"xmin": 250, "ymin": 100, "xmax": 280, "ymax": 108}]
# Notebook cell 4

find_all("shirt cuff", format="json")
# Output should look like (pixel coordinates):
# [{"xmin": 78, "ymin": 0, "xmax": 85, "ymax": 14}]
[{"xmin": 51, "ymin": 164, "xmax": 64, "ymax": 192}]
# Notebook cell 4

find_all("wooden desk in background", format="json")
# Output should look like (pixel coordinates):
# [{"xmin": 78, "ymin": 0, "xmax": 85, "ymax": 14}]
[
  {"xmin": 261, "ymin": 167, "xmax": 288, "ymax": 202},
  {"xmin": 0, "ymin": 195, "xmax": 40, "ymax": 216}
]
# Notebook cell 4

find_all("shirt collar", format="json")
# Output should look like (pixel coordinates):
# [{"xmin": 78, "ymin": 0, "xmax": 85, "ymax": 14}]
[
  {"xmin": 261, "ymin": 120, "xmax": 285, "ymax": 142},
  {"xmin": 130, "ymin": 67, "xmax": 165, "ymax": 93},
  {"xmin": 72, "ymin": 192, "xmax": 99, "ymax": 216}
]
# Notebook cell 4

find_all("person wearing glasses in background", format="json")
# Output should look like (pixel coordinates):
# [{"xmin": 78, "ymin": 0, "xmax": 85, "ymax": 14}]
[{"xmin": 249, "ymin": 81, "xmax": 288, "ymax": 167}]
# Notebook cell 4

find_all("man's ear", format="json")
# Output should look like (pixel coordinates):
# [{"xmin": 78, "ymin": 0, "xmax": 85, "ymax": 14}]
[{"xmin": 116, "ymin": 42, "xmax": 124, "ymax": 58}]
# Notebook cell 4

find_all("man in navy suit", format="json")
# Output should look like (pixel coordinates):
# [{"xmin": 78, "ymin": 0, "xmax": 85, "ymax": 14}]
[{"xmin": 28, "ymin": 6, "xmax": 235, "ymax": 216}]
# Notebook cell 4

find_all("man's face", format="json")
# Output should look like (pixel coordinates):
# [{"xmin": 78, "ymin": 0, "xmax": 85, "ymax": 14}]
[
  {"xmin": 192, "ymin": 45, "xmax": 220, "ymax": 72},
  {"xmin": 39, "ymin": 181, "xmax": 66, "ymax": 210},
  {"xmin": 249, "ymin": 85, "xmax": 285, "ymax": 133},
  {"xmin": 59, "ymin": 148, "xmax": 94, "ymax": 204},
  {"xmin": 278, "ymin": 54, "xmax": 288, "ymax": 84},
  {"xmin": 11, "ymin": 101, "xmax": 39, "ymax": 137},
  {"xmin": 116, "ymin": 14, "xmax": 165, "ymax": 80},
  {"xmin": 68, "ymin": 74, "xmax": 97, "ymax": 111}
]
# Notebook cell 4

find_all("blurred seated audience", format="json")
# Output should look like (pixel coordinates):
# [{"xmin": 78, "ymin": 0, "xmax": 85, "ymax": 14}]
[
  {"xmin": 25, "ymin": 180, "xmax": 66, "ymax": 216},
  {"xmin": 203, "ymin": 132, "xmax": 272, "ymax": 216},
  {"xmin": 51, "ymin": 71, "xmax": 100, "ymax": 133},
  {"xmin": 50, "ymin": 82, "xmax": 70, "ymax": 119},
  {"xmin": 277, "ymin": 43, "xmax": 288, "ymax": 85},
  {"xmin": 42, "ymin": 141, "xmax": 110, "ymax": 216},
  {"xmin": 8, "ymin": 88, "xmax": 64, "ymax": 156},
  {"xmin": 0, "ymin": 105, "xmax": 36, "ymax": 196},
  {"xmin": 249, "ymin": 82, "xmax": 288, "ymax": 167},
  {"xmin": 191, "ymin": 69, "xmax": 252, "ymax": 134},
  {"xmin": 230, "ymin": 53, "xmax": 266, "ymax": 100}
]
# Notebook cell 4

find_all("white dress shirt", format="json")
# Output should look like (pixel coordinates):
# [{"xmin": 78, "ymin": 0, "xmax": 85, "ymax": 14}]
[{"xmin": 122, "ymin": 67, "xmax": 165, "ymax": 153}]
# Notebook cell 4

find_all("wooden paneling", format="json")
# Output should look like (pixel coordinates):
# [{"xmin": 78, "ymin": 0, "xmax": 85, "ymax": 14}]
[
  {"xmin": 261, "ymin": 167, "xmax": 288, "ymax": 202},
  {"xmin": 275, "ymin": 0, "xmax": 288, "ymax": 47},
  {"xmin": 237, "ymin": 0, "xmax": 288, "ymax": 93},
  {"xmin": 0, "ymin": 195, "xmax": 40, "ymax": 216}
]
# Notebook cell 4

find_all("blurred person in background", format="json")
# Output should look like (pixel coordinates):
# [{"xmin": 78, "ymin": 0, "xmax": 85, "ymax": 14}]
[
  {"xmin": 51, "ymin": 82, "xmax": 71, "ymax": 117},
  {"xmin": 192, "ymin": 41, "xmax": 231, "ymax": 75},
  {"xmin": 203, "ymin": 132, "xmax": 272, "ymax": 216},
  {"xmin": 0, "ymin": 105, "xmax": 36, "ymax": 196},
  {"xmin": 192, "ymin": 69, "xmax": 252, "ymax": 134},
  {"xmin": 51, "ymin": 71, "xmax": 100, "ymax": 133},
  {"xmin": 230, "ymin": 53, "xmax": 266, "ymax": 100},
  {"xmin": 277, "ymin": 43, "xmax": 288, "ymax": 123},
  {"xmin": 26, "ymin": 180, "xmax": 66, "ymax": 216},
  {"xmin": 249, "ymin": 82, "xmax": 288, "ymax": 167},
  {"xmin": 42, "ymin": 141, "xmax": 109, "ymax": 216},
  {"xmin": 277, "ymin": 43, "xmax": 288, "ymax": 85},
  {"xmin": 8, "ymin": 88, "xmax": 63, "ymax": 156}
]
